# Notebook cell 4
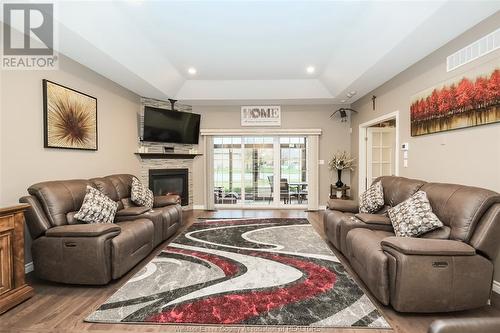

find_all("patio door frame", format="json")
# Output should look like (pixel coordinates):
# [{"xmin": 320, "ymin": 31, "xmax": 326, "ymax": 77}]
[
  {"xmin": 358, "ymin": 111, "xmax": 400, "ymax": 195},
  {"xmin": 201, "ymin": 128, "xmax": 321, "ymax": 211}
]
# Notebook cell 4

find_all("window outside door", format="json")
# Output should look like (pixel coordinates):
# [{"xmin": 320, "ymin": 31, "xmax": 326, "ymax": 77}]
[{"xmin": 213, "ymin": 136, "xmax": 307, "ymax": 207}]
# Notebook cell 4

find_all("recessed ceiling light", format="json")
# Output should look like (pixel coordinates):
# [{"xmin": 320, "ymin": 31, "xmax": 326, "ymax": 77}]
[
  {"xmin": 188, "ymin": 67, "xmax": 197, "ymax": 75},
  {"xmin": 341, "ymin": 99, "xmax": 346, "ymax": 103},
  {"xmin": 306, "ymin": 66, "xmax": 315, "ymax": 74},
  {"xmin": 350, "ymin": 91, "xmax": 357, "ymax": 95}
]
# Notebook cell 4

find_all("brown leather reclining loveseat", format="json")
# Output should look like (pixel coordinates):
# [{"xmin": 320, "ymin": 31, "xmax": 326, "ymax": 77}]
[
  {"xmin": 324, "ymin": 176, "xmax": 500, "ymax": 313},
  {"xmin": 428, "ymin": 318, "xmax": 500, "ymax": 333},
  {"xmin": 19, "ymin": 174, "xmax": 182, "ymax": 285}
]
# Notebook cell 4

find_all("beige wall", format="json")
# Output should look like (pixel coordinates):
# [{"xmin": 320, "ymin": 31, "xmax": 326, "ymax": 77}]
[
  {"xmin": 351, "ymin": 13, "xmax": 500, "ymax": 280},
  {"xmin": 191, "ymin": 104, "xmax": 351, "ymax": 207},
  {"xmin": 1, "ymin": 54, "xmax": 141, "ymax": 261}
]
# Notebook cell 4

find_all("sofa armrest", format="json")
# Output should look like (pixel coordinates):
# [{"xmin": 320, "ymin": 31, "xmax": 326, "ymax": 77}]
[
  {"xmin": 428, "ymin": 318, "xmax": 500, "ymax": 333},
  {"xmin": 355, "ymin": 213, "xmax": 391, "ymax": 225},
  {"xmin": 154, "ymin": 194, "xmax": 181, "ymax": 208},
  {"xmin": 327, "ymin": 199, "xmax": 358, "ymax": 213},
  {"xmin": 45, "ymin": 223, "xmax": 121, "ymax": 237},
  {"xmin": 115, "ymin": 206, "xmax": 151, "ymax": 217},
  {"xmin": 20, "ymin": 195, "xmax": 51, "ymax": 238},
  {"xmin": 382, "ymin": 237, "xmax": 475, "ymax": 256}
]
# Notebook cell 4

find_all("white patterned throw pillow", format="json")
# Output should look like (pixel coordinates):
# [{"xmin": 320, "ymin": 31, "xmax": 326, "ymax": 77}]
[
  {"xmin": 388, "ymin": 191, "xmax": 444, "ymax": 238},
  {"xmin": 131, "ymin": 177, "xmax": 154, "ymax": 209},
  {"xmin": 74, "ymin": 186, "xmax": 118, "ymax": 224},
  {"xmin": 359, "ymin": 181, "xmax": 385, "ymax": 213}
]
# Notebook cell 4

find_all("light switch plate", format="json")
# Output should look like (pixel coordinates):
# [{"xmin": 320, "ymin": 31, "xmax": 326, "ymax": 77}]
[{"xmin": 319, "ymin": 160, "xmax": 325, "ymax": 165}]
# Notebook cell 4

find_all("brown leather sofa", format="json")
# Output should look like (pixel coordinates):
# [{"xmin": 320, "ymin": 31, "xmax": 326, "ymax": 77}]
[
  {"xmin": 428, "ymin": 318, "xmax": 500, "ymax": 333},
  {"xmin": 324, "ymin": 176, "xmax": 500, "ymax": 313},
  {"xmin": 19, "ymin": 174, "xmax": 182, "ymax": 285}
]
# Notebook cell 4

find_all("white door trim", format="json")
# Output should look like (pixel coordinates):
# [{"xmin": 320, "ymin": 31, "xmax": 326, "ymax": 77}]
[
  {"xmin": 306, "ymin": 134, "xmax": 320, "ymax": 211},
  {"xmin": 204, "ymin": 136, "xmax": 215, "ymax": 210},
  {"xmin": 201, "ymin": 128, "xmax": 322, "ymax": 136},
  {"xmin": 358, "ymin": 111, "xmax": 400, "ymax": 195}
]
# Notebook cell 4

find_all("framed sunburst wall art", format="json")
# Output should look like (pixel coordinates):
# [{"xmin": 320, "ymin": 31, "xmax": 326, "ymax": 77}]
[{"xmin": 43, "ymin": 79, "xmax": 97, "ymax": 150}]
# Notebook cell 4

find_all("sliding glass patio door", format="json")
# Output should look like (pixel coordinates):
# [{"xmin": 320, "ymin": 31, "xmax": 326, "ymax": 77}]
[
  {"xmin": 213, "ymin": 135, "xmax": 307, "ymax": 208},
  {"xmin": 280, "ymin": 137, "xmax": 307, "ymax": 205}
]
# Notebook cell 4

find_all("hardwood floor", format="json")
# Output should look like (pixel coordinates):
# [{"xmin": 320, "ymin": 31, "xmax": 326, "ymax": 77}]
[{"xmin": 1, "ymin": 209, "xmax": 499, "ymax": 333}]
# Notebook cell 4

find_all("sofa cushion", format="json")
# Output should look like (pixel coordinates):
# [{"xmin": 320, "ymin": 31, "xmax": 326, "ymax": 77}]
[
  {"xmin": 112, "ymin": 219, "xmax": 154, "ymax": 279},
  {"xmin": 74, "ymin": 186, "xmax": 118, "ymax": 224},
  {"xmin": 327, "ymin": 199, "xmax": 359, "ymax": 213},
  {"xmin": 346, "ymin": 229, "xmax": 394, "ymax": 305},
  {"xmin": 388, "ymin": 191, "xmax": 443, "ymax": 238},
  {"xmin": 421, "ymin": 226, "xmax": 451, "ymax": 239},
  {"xmin": 131, "ymin": 177, "xmax": 154, "ymax": 208},
  {"xmin": 324, "ymin": 210, "xmax": 354, "ymax": 250},
  {"xmin": 115, "ymin": 206, "xmax": 151, "ymax": 217},
  {"xmin": 45, "ymin": 223, "xmax": 121, "ymax": 237},
  {"xmin": 381, "ymin": 237, "xmax": 475, "ymax": 256},
  {"xmin": 66, "ymin": 211, "xmax": 82, "ymax": 225},
  {"xmin": 28, "ymin": 179, "xmax": 94, "ymax": 226},
  {"xmin": 154, "ymin": 194, "xmax": 181, "ymax": 208},
  {"xmin": 421, "ymin": 182, "xmax": 500, "ymax": 242},
  {"xmin": 355, "ymin": 213, "xmax": 391, "ymax": 225},
  {"xmin": 106, "ymin": 174, "xmax": 134, "ymax": 200},
  {"xmin": 161, "ymin": 205, "xmax": 183, "ymax": 238},
  {"xmin": 377, "ymin": 176, "xmax": 426, "ymax": 207},
  {"xmin": 359, "ymin": 181, "xmax": 384, "ymax": 213},
  {"xmin": 339, "ymin": 215, "xmax": 394, "ymax": 255},
  {"xmin": 92, "ymin": 174, "xmax": 134, "ymax": 202},
  {"xmin": 91, "ymin": 177, "xmax": 120, "ymax": 201},
  {"xmin": 91, "ymin": 177, "xmax": 126, "ymax": 210}
]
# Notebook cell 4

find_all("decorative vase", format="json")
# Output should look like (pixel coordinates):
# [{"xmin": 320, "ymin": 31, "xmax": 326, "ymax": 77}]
[{"xmin": 335, "ymin": 169, "xmax": 344, "ymax": 188}]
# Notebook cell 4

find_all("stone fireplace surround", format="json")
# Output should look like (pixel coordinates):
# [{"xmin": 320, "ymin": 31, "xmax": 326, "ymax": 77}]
[{"xmin": 138, "ymin": 98, "xmax": 197, "ymax": 210}]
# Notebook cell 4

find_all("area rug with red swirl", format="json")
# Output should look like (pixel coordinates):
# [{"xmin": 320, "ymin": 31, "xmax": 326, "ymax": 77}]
[{"xmin": 86, "ymin": 218, "xmax": 391, "ymax": 328}]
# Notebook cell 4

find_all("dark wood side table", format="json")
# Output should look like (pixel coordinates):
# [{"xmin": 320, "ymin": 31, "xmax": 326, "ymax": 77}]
[
  {"xmin": 0, "ymin": 204, "xmax": 34, "ymax": 314},
  {"xmin": 329, "ymin": 185, "xmax": 351, "ymax": 200}
]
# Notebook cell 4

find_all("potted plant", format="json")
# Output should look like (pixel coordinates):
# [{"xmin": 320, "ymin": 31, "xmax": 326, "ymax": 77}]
[{"xmin": 328, "ymin": 151, "xmax": 355, "ymax": 192}]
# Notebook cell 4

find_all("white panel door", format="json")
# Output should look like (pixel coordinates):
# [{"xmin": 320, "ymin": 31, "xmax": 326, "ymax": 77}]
[{"xmin": 367, "ymin": 128, "xmax": 395, "ymax": 184}]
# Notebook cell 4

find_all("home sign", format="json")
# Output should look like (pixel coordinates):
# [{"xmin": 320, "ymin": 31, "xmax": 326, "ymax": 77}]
[{"xmin": 241, "ymin": 106, "xmax": 281, "ymax": 127}]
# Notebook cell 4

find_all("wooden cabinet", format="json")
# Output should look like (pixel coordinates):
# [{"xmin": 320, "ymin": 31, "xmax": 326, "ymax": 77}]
[{"xmin": 0, "ymin": 204, "xmax": 34, "ymax": 314}]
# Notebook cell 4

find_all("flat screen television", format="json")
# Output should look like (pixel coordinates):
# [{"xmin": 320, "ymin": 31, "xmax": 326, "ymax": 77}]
[{"xmin": 142, "ymin": 106, "xmax": 201, "ymax": 144}]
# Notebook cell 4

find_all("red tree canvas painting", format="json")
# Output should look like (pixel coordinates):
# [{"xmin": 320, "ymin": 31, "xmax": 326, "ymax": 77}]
[{"xmin": 410, "ymin": 67, "xmax": 500, "ymax": 136}]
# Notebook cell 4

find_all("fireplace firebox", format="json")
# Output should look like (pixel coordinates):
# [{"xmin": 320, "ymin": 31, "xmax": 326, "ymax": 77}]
[{"xmin": 149, "ymin": 169, "xmax": 189, "ymax": 206}]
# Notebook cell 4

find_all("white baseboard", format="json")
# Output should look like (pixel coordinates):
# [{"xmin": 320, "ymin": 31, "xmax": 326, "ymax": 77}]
[
  {"xmin": 25, "ymin": 262, "xmax": 34, "ymax": 274},
  {"xmin": 319, "ymin": 205, "xmax": 327, "ymax": 210},
  {"xmin": 493, "ymin": 280, "xmax": 500, "ymax": 294},
  {"xmin": 192, "ymin": 205, "xmax": 206, "ymax": 210}
]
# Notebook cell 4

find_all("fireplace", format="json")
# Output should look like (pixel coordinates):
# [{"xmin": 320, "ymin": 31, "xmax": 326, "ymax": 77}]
[{"xmin": 149, "ymin": 169, "xmax": 189, "ymax": 206}]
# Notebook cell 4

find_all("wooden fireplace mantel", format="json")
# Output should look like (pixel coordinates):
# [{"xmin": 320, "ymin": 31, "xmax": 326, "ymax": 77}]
[{"xmin": 135, "ymin": 153, "xmax": 202, "ymax": 159}]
